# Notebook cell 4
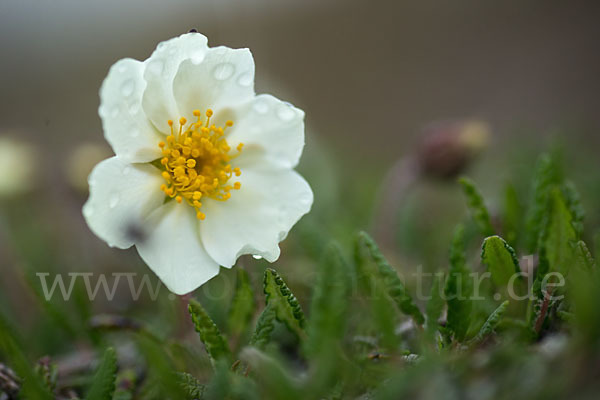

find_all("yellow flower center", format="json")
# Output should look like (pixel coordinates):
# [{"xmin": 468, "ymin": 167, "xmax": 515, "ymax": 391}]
[{"xmin": 157, "ymin": 109, "xmax": 243, "ymax": 220}]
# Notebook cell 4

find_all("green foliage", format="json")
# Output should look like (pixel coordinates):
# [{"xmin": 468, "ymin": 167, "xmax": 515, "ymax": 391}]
[
  {"xmin": 228, "ymin": 268, "xmax": 255, "ymax": 340},
  {"xmin": 188, "ymin": 299, "xmax": 232, "ymax": 363},
  {"xmin": 444, "ymin": 224, "xmax": 472, "ymax": 341},
  {"xmin": 6, "ymin": 147, "xmax": 600, "ymax": 399},
  {"xmin": 357, "ymin": 231, "xmax": 425, "ymax": 324},
  {"xmin": 525, "ymin": 154, "xmax": 560, "ymax": 252},
  {"xmin": 0, "ymin": 314, "xmax": 54, "ymax": 399},
  {"xmin": 305, "ymin": 243, "xmax": 349, "ymax": 356},
  {"xmin": 263, "ymin": 268, "xmax": 306, "ymax": 339},
  {"xmin": 178, "ymin": 372, "xmax": 205, "ymax": 399},
  {"xmin": 502, "ymin": 182, "xmax": 523, "ymax": 247},
  {"xmin": 249, "ymin": 304, "xmax": 276, "ymax": 349},
  {"xmin": 85, "ymin": 347, "xmax": 117, "ymax": 400},
  {"xmin": 481, "ymin": 235, "xmax": 520, "ymax": 287},
  {"xmin": 469, "ymin": 301, "xmax": 509, "ymax": 345},
  {"xmin": 425, "ymin": 273, "xmax": 445, "ymax": 339},
  {"xmin": 544, "ymin": 187, "xmax": 578, "ymax": 276},
  {"xmin": 459, "ymin": 177, "xmax": 495, "ymax": 237}
]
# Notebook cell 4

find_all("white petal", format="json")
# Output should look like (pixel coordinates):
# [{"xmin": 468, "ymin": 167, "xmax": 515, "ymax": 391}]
[
  {"xmin": 225, "ymin": 94, "xmax": 305, "ymax": 169},
  {"xmin": 99, "ymin": 58, "xmax": 164, "ymax": 162},
  {"xmin": 199, "ymin": 162, "xmax": 313, "ymax": 268},
  {"xmin": 135, "ymin": 201, "xmax": 221, "ymax": 295},
  {"xmin": 83, "ymin": 157, "xmax": 165, "ymax": 249},
  {"xmin": 141, "ymin": 33, "xmax": 210, "ymax": 133},
  {"xmin": 172, "ymin": 46, "xmax": 255, "ymax": 122}
]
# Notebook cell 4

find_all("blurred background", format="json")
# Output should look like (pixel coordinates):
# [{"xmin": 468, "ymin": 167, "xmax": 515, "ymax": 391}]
[{"xmin": 1, "ymin": 0, "xmax": 600, "ymax": 377}]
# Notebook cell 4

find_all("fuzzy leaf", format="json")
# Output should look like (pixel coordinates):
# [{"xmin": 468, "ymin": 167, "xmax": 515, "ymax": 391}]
[
  {"xmin": 544, "ymin": 187, "xmax": 577, "ymax": 276},
  {"xmin": 425, "ymin": 273, "xmax": 445, "ymax": 337},
  {"xmin": 444, "ymin": 225, "xmax": 472, "ymax": 341},
  {"xmin": 188, "ymin": 299, "xmax": 231, "ymax": 362},
  {"xmin": 357, "ymin": 231, "xmax": 425, "ymax": 325},
  {"xmin": 85, "ymin": 347, "xmax": 117, "ymax": 400},
  {"xmin": 0, "ymin": 314, "xmax": 54, "ymax": 400},
  {"xmin": 481, "ymin": 235, "xmax": 520, "ymax": 287},
  {"xmin": 469, "ymin": 301, "xmax": 509, "ymax": 345},
  {"xmin": 561, "ymin": 181, "xmax": 585, "ymax": 238},
  {"xmin": 574, "ymin": 240, "xmax": 596, "ymax": 271},
  {"xmin": 305, "ymin": 242, "xmax": 349, "ymax": 355},
  {"xmin": 502, "ymin": 182, "xmax": 522, "ymax": 247},
  {"xmin": 263, "ymin": 268, "xmax": 306, "ymax": 338},
  {"xmin": 459, "ymin": 177, "xmax": 495, "ymax": 237},
  {"xmin": 228, "ymin": 268, "xmax": 255, "ymax": 338},
  {"xmin": 178, "ymin": 372, "xmax": 205, "ymax": 399},
  {"xmin": 525, "ymin": 154, "xmax": 560, "ymax": 252},
  {"xmin": 249, "ymin": 304, "xmax": 276, "ymax": 349}
]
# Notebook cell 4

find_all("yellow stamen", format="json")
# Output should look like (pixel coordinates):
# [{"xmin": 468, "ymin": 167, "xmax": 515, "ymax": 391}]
[{"xmin": 157, "ymin": 109, "xmax": 242, "ymax": 220}]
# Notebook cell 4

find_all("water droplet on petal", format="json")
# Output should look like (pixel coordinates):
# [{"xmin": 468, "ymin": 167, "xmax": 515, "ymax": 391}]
[
  {"xmin": 109, "ymin": 193, "xmax": 120, "ymax": 208},
  {"xmin": 121, "ymin": 79, "xmax": 134, "ymax": 97},
  {"xmin": 128, "ymin": 102, "xmax": 140, "ymax": 115},
  {"xmin": 83, "ymin": 205, "xmax": 94, "ymax": 217},
  {"xmin": 213, "ymin": 63, "xmax": 235, "ymax": 80},
  {"xmin": 147, "ymin": 59, "xmax": 164, "ymax": 76},
  {"xmin": 190, "ymin": 50, "xmax": 205, "ymax": 65},
  {"xmin": 237, "ymin": 71, "xmax": 253, "ymax": 87},
  {"xmin": 276, "ymin": 104, "xmax": 295, "ymax": 121},
  {"xmin": 252, "ymin": 255, "xmax": 263, "ymax": 260},
  {"xmin": 253, "ymin": 99, "xmax": 269, "ymax": 114}
]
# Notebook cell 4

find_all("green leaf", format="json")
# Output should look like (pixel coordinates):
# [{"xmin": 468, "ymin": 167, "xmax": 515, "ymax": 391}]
[
  {"xmin": 85, "ymin": 347, "xmax": 117, "ymax": 400},
  {"xmin": 544, "ymin": 187, "xmax": 577, "ymax": 276},
  {"xmin": 228, "ymin": 268, "xmax": 255, "ymax": 339},
  {"xmin": 574, "ymin": 240, "xmax": 596, "ymax": 271},
  {"xmin": 502, "ymin": 182, "xmax": 522, "ymax": 247},
  {"xmin": 263, "ymin": 268, "xmax": 306, "ymax": 339},
  {"xmin": 0, "ymin": 314, "xmax": 54, "ymax": 400},
  {"xmin": 178, "ymin": 372, "xmax": 205, "ymax": 400},
  {"xmin": 561, "ymin": 181, "xmax": 585, "ymax": 238},
  {"xmin": 481, "ymin": 235, "xmax": 520, "ymax": 287},
  {"xmin": 249, "ymin": 304, "xmax": 276, "ymax": 349},
  {"xmin": 525, "ymin": 154, "xmax": 560, "ymax": 252},
  {"xmin": 425, "ymin": 273, "xmax": 445, "ymax": 338},
  {"xmin": 188, "ymin": 299, "xmax": 231, "ymax": 363},
  {"xmin": 444, "ymin": 224, "xmax": 472, "ymax": 341},
  {"xmin": 469, "ymin": 301, "xmax": 509, "ymax": 345},
  {"xmin": 357, "ymin": 231, "xmax": 425, "ymax": 325},
  {"xmin": 458, "ymin": 177, "xmax": 495, "ymax": 237}
]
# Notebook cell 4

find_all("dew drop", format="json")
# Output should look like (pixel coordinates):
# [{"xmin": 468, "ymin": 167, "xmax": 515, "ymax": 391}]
[
  {"xmin": 253, "ymin": 99, "xmax": 269, "ymax": 114},
  {"xmin": 213, "ymin": 63, "xmax": 235, "ymax": 80},
  {"xmin": 121, "ymin": 79, "xmax": 134, "ymax": 97},
  {"xmin": 190, "ymin": 50, "xmax": 206, "ymax": 65},
  {"xmin": 109, "ymin": 193, "xmax": 120, "ymax": 208},
  {"xmin": 128, "ymin": 102, "xmax": 140, "ymax": 115},
  {"xmin": 276, "ymin": 104, "xmax": 295, "ymax": 121},
  {"xmin": 147, "ymin": 59, "xmax": 164, "ymax": 76},
  {"xmin": 237, "ymin": 71, "xmax": 253, "ymax": 87},
  {"xmin": 252, "ymin": 255, "xmax": 263, "ymax": 260},
  {"xmin": 83, "ymin": 205, "xmax": 94, "ymax": 217}
]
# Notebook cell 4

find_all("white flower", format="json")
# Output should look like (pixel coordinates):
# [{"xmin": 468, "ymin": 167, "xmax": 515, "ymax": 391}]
[{"xmin": 83, "ymin": 33, "xmax": 313, "ymax": 295}]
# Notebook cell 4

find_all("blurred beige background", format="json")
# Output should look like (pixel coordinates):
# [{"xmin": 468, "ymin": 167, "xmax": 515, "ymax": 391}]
[{"xmin": 1, "ymin": 0, "xmax": 599, "ymax": 166}]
